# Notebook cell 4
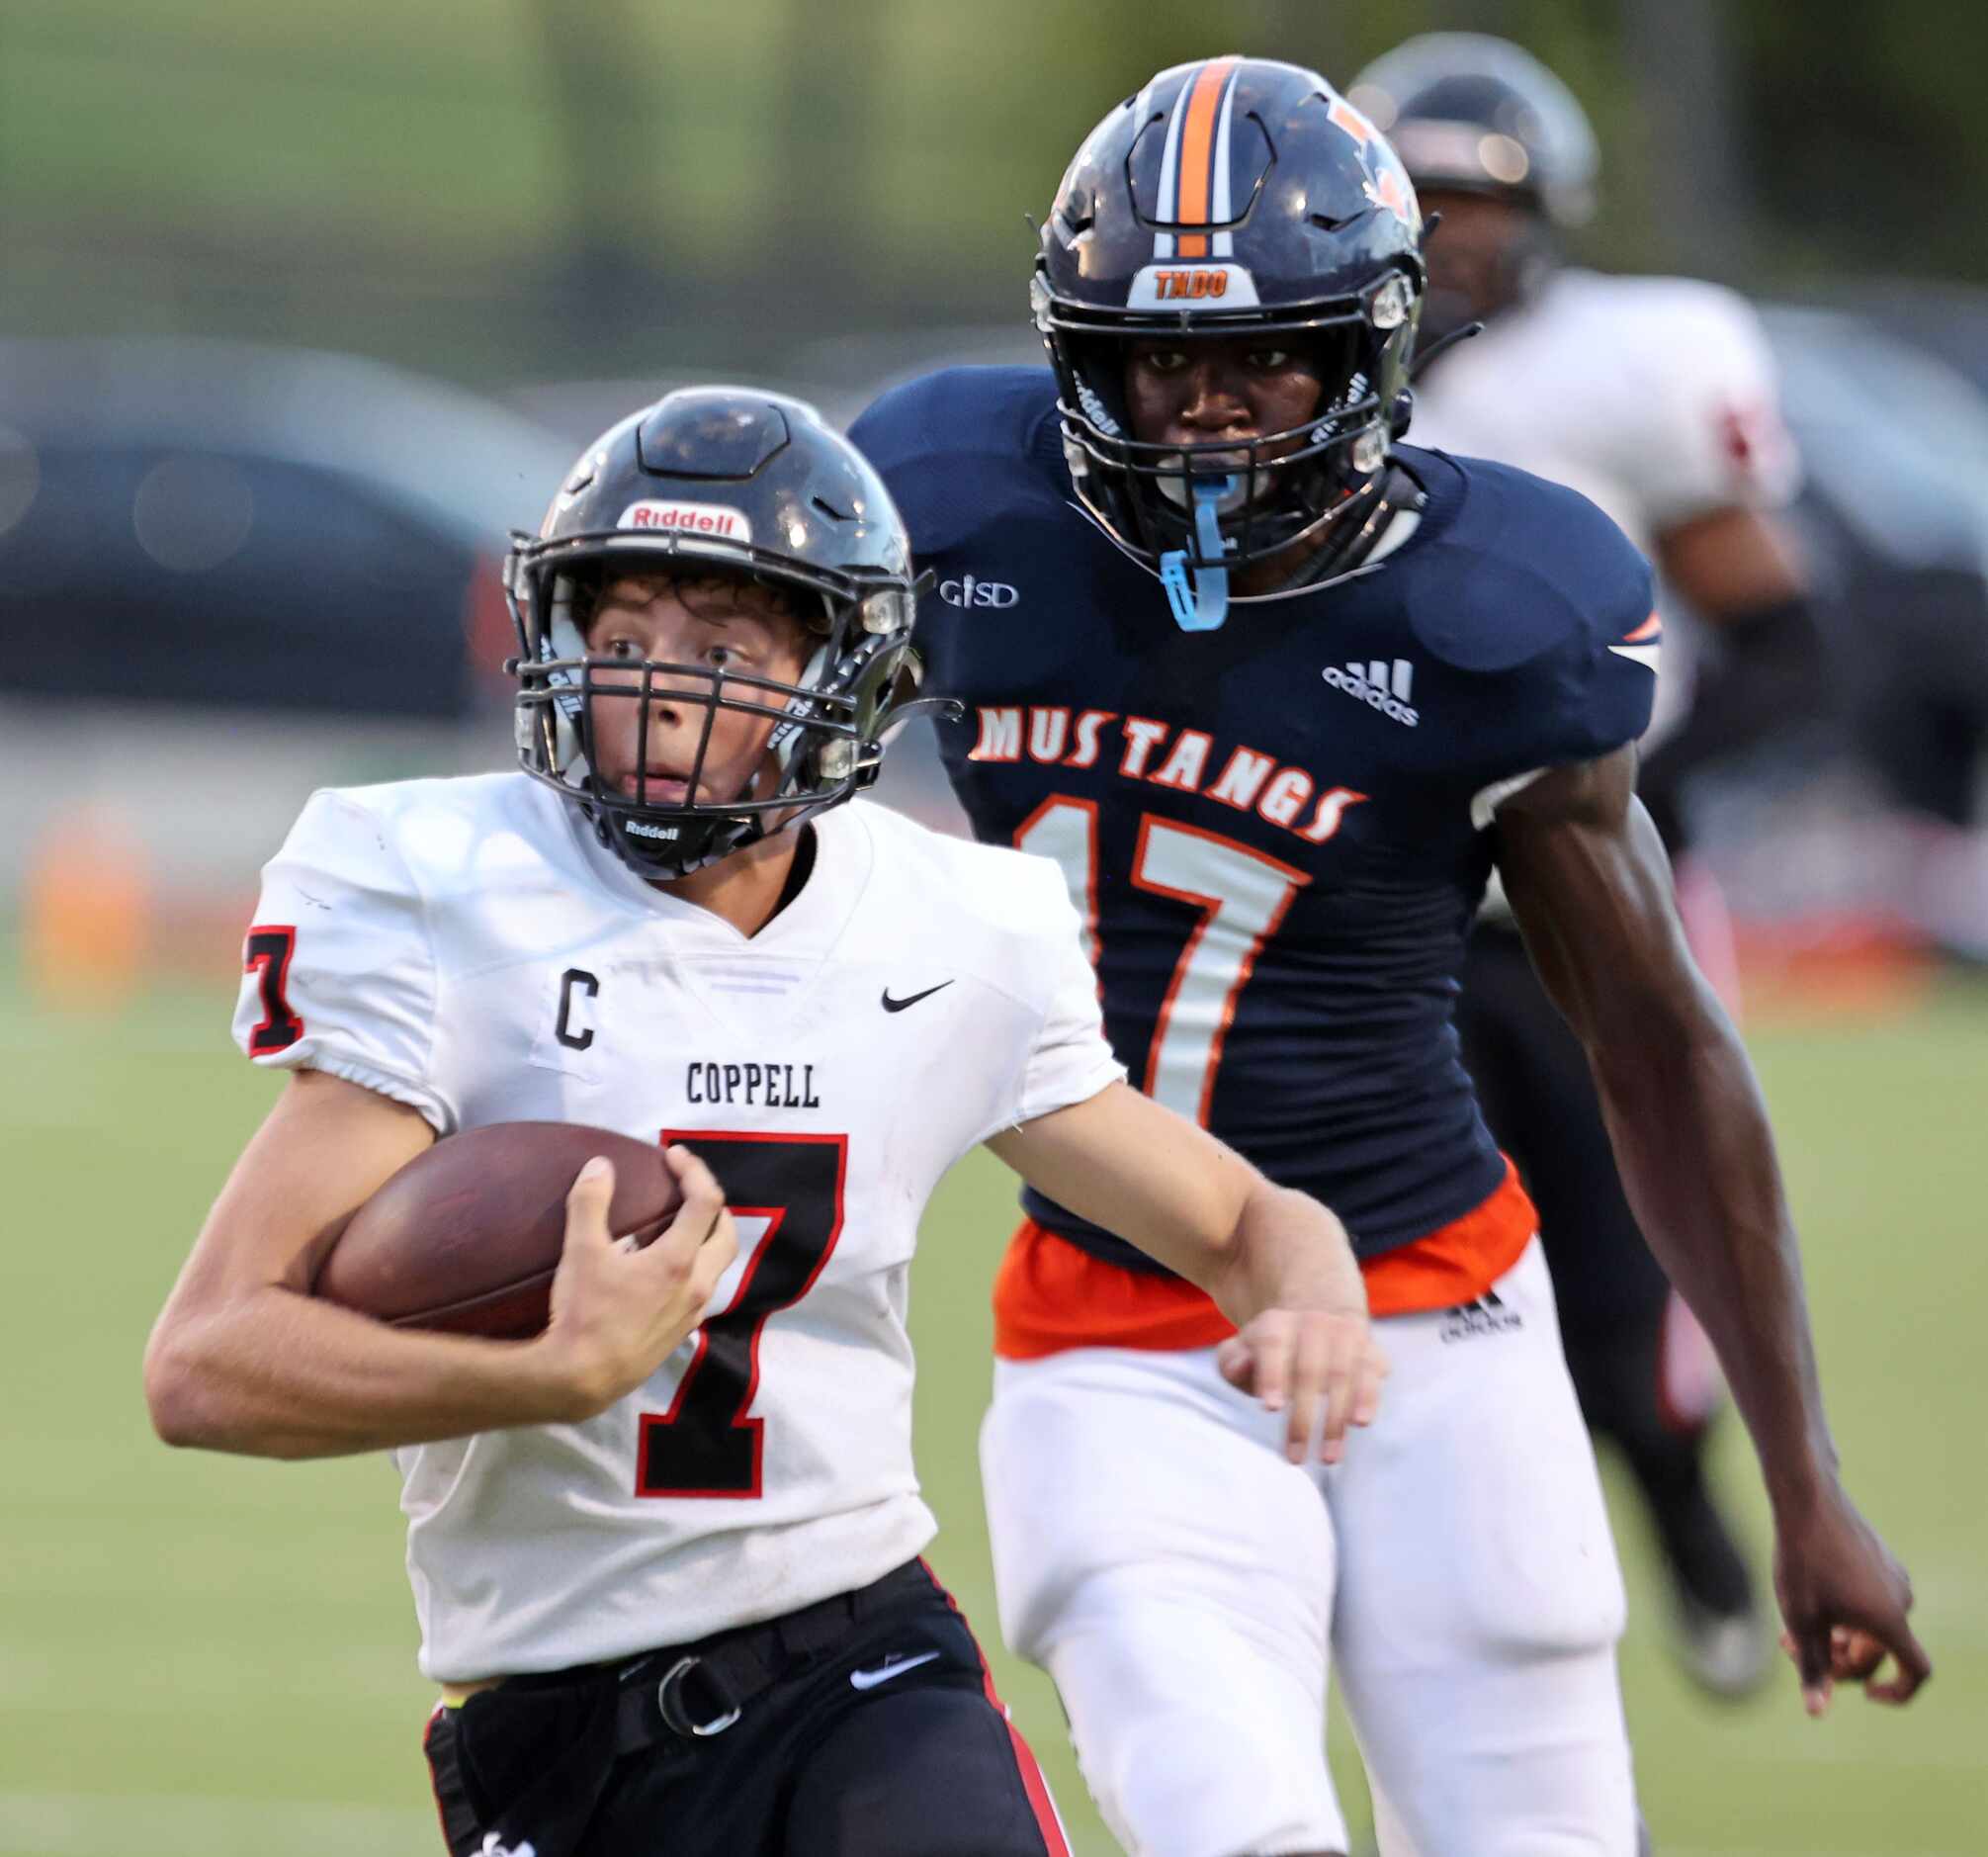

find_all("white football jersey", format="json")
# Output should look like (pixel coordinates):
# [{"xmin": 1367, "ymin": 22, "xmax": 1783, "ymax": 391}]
[
  {"xmin": 1410, "ymin": 268, "xmax": 1799, "ymax": 555},
  {"xmin": 1411, "ymin": 268, "xmax": 1801, "ymax": 746},
  {"xmin": 233, "ymin": 773, "xmax": 1123, "ymax": 1681}
]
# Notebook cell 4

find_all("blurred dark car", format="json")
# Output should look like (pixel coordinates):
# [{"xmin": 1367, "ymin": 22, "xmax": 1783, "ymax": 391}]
[
  {"xmin": 1762, "ymin": 306, "xmax": 1988, "ymax": 830},
  {"xmin": 0, "ymin": 339, "xmax": 572, "ymax": 719}
]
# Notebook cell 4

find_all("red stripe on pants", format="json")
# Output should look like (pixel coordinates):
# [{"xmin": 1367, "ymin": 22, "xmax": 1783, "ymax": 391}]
[{"xmin": 916, "ymin": 1559, "xmax": 1073, "ymax": 1856}]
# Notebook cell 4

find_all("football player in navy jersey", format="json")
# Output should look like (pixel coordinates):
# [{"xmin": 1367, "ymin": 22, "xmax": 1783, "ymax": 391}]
[{"xmin": 850, "ymin": 55, "xmax": 1928, "ymax": 1857}]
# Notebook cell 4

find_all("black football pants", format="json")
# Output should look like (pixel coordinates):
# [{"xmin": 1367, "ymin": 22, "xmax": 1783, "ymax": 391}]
[{"xmin": 423, "ymin": 1560, "xmax": 1068, "ymax": 1857}]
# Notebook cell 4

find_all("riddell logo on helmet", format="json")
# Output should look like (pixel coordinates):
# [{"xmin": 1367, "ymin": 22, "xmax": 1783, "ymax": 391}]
[{"xmin": 616, "ymin": 500, "xmax": 754, "ymax": 543}]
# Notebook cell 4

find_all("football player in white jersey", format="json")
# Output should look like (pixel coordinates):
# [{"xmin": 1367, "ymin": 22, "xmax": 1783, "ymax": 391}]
[
  {"xmin": 1349, "ymin": 33, "xmax": 1827, "ymax": 1697},
  {"xmin": 143, "ymin": 389, "xmax": 1386, "ymax": 1857}
]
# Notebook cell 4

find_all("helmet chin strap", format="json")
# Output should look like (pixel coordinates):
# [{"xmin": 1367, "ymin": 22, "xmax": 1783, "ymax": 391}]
[{"xmin": 1158, "ymin": 476, "xmax": 1238, "ymax": 632}]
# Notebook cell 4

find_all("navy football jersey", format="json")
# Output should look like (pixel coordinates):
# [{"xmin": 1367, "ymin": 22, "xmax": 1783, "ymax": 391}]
[{"xmin": 851, "ymin": 366, "xmax": 1657, "ymax": 1265}]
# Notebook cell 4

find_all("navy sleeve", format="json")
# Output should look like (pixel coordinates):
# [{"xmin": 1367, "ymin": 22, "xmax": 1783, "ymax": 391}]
[
  {"xmin": 1408, "ymin": 458, "xmax": 1659, "ymax": 784},
  {"xmin": 1483, "ymin": 600, "xmax": 1660, "ymax": 785}
]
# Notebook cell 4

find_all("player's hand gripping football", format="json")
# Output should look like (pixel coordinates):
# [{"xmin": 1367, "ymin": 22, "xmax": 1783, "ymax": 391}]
[
  {"xmin": 1216, "ymin": 1304, "xmax": 1388, "ymax": 1468},
  {"xmin": 1772, "ymin": 1479, "xmax": 1931, "ymax": 1715},
  {"xmin": 536, "ymin": 1147, "xmax": 738, "ymax": 1421}
]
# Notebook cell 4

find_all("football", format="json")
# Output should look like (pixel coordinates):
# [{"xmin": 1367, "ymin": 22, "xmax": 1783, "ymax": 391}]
[{"xmin": 314, "ymin": 1122, "xmax": 684, "ymax": 1339}]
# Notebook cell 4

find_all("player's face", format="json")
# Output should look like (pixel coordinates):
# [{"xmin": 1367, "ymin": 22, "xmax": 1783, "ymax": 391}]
[
  {"xmin": 581, "ymin": 572, "xmax": 815, "ymax": 808},
  {"xmin": 1420, "ymin": 188, "xmax": 1530, "ymax": 326},
  {"xmin": 1122, "ymin": 337, "xmax": 1329, "ymax": 460}
]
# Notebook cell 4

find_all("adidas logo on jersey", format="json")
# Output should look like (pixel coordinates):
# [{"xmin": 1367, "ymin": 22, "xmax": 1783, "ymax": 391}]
[
  {"xmin": 1323, "ymin": 659, "xmax": 1419, "ymax": 727},
  {"xmin": 1439, "ymin": 1288, "xmax": 1523, "ymax": 1345}
]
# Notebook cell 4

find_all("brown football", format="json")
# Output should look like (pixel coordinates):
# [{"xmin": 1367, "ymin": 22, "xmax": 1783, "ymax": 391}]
[{"xmin": 314, "ymin": 1122, "xmax": 683, "ymax": 1339}]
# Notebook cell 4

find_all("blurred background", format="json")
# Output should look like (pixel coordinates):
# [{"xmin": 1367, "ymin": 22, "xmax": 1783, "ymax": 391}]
[{"xmin": 3, "ymin": 1, "xmax": 1983, "ymax": 1853}]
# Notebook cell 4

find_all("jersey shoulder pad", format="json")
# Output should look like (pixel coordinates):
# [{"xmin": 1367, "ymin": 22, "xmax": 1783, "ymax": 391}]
[
  {"xmin": 234, "ymin": 772, "xmax": 558, "ymax": 1088},
  {"xmin": 264, "ymin": 779, "xmax": 428, "ymax": 910},
  {"xmin": 848, "ymin": 366, "xmax": 1063, "ymax": 557},
  {"xmin": 1405, "ymin": 455, "xmax": 1660, "ymax": 768},
  {"xmin": 848, "ymin": 800, "xmax": 1079, "ymax": 1008},
  {"xmin": 1408, "ymin": 455, "xmax": 1654, "ymax": 669},
  {"xmin": 234, "ymin": 779, "xmax": 461, "ymax": 1129},
  {"xmin": 313, "ymin": 771, "xmax": 562, "ymax": 898}
]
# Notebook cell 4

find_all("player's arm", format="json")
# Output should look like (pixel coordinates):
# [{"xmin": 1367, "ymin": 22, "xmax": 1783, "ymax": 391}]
[
  {"xmin": 1494, "ymin": 747, "xmax": 1930, "ymax": 1708},
  {"xmin": 1637, "ymin": 504, "xmax": 1824, "ymax": 849},
  {"xmin": 1657, "ymin": 502, "xmax": 1804, "ymax": 615},
  {"xmin": 987, "ymin": 1083, "xmax": 1385, "ymax": 1462},
  {"xmin": 143, "ymin": 1070, "xmax": 735, "ymax": 1460},
  {"xmin": 1628, "ymin": 276, "xmax": 1825, "ymax": 848}
]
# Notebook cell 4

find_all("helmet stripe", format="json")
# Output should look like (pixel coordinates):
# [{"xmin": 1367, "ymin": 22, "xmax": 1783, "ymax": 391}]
[
  {"xmin": 1211, "ymin": 62, "xmax": 1242, "ymax": 258},
  {"xmin": 1152, "ymin": 69, "xmax": 1192, "ymax": 258},
  {"xmin": 1174, "ymin": 56, "xmax": 1241, "ymax": 258}
]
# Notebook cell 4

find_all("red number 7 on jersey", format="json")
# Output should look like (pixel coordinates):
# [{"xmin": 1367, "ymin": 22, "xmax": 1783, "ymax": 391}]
[{"xmin": 634, "ymin": 1131, "xmax": 847, "ymax": 1500}]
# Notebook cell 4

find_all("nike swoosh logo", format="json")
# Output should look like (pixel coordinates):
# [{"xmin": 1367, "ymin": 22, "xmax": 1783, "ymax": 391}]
[
  {"xmin": 881, "ymin": 981, "xmax": 954, "ymax": 1014},
  {"xmin": 1608, "ymin": 643, "xmax": 1661, "ymax": 670},
  {"xmin": 849, "ymin": 1650, "xmax": 942, "ymax": 1691}
]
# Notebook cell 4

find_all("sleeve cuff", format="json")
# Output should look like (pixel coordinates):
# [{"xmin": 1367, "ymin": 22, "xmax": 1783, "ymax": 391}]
[{"xmin": 254, "ymin": 1048, "xmax": 457, "ymax": 1137}]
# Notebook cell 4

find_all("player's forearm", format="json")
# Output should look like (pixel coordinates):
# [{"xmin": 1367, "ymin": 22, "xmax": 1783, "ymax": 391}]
[
  {"xmin": 143, "ymin": 1286, "xmax": 583, "ymax": 1459},
  {"xmin": 1204, "ymin": 1179, "xmax": 1366, "ymax": 1330},
  {"xmin": 1588, "ymin": 1002, "xmax": 1839, "ymax": 1509}
]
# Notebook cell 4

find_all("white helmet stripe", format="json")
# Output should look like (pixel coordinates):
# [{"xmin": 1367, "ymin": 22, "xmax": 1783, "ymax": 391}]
[
  {"xmin": 1211, "ymin": 64, "xmax": 1241, "ymax": 258},
  {"xmin": 1151, "ymin": 65, "xmax": 1193, "ymax": 260}
]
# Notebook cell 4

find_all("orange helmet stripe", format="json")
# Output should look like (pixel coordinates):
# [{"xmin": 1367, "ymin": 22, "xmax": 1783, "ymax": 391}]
[{"xmin": 1173, "ymin": 56, "xmax": 1240, "ymax": 259}]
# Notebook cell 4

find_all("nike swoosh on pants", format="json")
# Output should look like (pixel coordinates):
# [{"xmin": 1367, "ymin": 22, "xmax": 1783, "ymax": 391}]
[{"xmin": 848, "ymin": 1650, "xmax": 942, "ymax": 1691}]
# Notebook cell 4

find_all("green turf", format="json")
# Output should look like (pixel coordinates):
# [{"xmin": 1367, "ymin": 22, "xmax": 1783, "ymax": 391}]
[{"xmin": 3, "ymin": 974, "xmax": 1983, "ymax": 1855}]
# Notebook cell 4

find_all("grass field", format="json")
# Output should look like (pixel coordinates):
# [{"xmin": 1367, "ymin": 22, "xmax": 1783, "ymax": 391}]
[{"xmin": 3, "ymin": 972, "xmax": 1984, "ymax": 1855}]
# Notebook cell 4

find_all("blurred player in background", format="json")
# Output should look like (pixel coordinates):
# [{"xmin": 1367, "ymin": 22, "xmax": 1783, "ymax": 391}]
[
  {"xmin": 1349, "ymin": 32, "xmax": 1827, "ymax": 1698},
  {"xmin": 143, "ymin": 389, "xmax": 1383, "ymax": 1857},
  {"xmin": 855, "ymin": 54, "xmax": 1926, "ymax": 1857}
]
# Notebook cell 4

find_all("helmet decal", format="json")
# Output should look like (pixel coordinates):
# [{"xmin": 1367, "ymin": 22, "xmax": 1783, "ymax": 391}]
[
  {"xmin": 1327, "ymin": 95, "xmax": 1422, "ymax": 230},
  {"xmin": 1327, "ymin": 95, "xmax": 1376, "ymax": 147},
  {"xmin": 1124, "ymin": 263, "xmax": 1260, "ymax": 310},
  {"xmin": 1074, "ymin": 376, "xmax": 1121, "ymax": 438},
  {"xmin": 616, "ymin": 499, "xmax": 754, "ymax": 541}
]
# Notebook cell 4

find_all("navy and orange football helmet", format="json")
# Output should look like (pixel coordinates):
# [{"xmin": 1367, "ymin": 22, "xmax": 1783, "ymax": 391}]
[{"xmin": 1033, "ymin": 56, "xmax": 1426, "ymax": 628}]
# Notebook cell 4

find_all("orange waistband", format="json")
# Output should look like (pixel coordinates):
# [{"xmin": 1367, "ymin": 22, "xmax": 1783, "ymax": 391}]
[{"xmin": 992, "ymin": 1157, "xmax": 1537, "ymax": 1360}]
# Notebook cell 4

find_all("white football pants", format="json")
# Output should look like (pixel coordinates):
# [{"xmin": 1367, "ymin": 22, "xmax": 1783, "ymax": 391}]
[{"xmin": 980, "ymin": 1239, "xmax": 1637, "ymax": 1857}]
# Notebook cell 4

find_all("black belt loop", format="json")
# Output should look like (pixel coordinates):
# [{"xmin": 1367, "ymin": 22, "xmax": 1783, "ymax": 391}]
[{"xmin": 777, "ymin": 1598, "xmax": 855, "ymax": 1662}]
